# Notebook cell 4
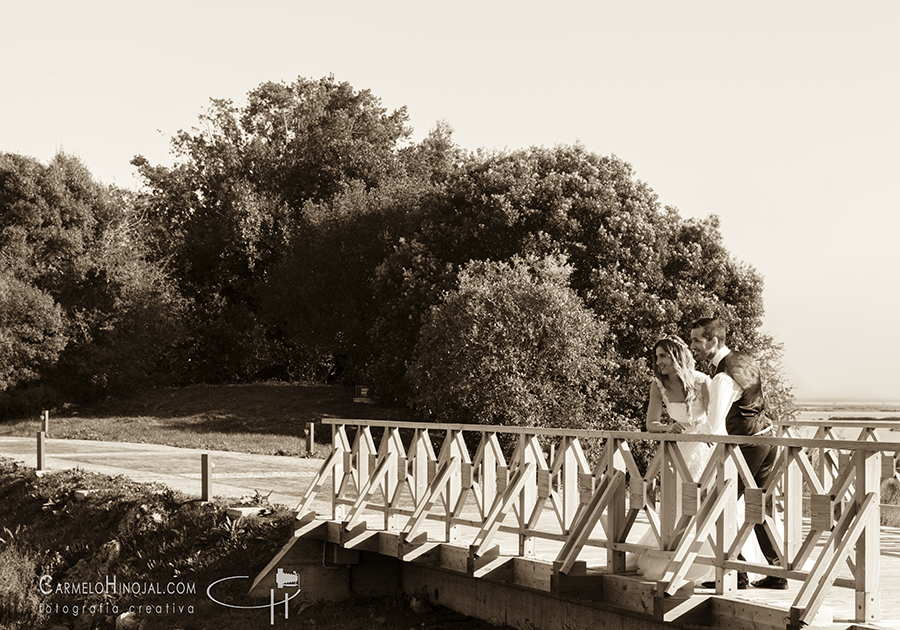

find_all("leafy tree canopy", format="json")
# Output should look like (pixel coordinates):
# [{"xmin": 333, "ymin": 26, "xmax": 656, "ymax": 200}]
[
  {"xmin": 371, "ymin": 144, "xmax": 783, "ymax": 423},
  {"xmin": 0, "ymin": 271, "xmax": 66, "ymax": 392},
  {"xmin": 0, "ymin": 152, "xmax": 182, "ymax": 411},
  {"xmin": 410, "ymin": 254, "xmax": 614, "ymax": 430},
  {"xmin": 0, "ymin": 75, "xmax": 795, "ymax": 429},
  {"xmin": 132, "ymin": 75, "xmax": 412, "ymax": 302}
]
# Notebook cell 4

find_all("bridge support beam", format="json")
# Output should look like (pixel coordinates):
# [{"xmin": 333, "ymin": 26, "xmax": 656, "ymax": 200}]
[{"xmin": 251, "ymin": 521, "xmax": 713, "ymax": 629}]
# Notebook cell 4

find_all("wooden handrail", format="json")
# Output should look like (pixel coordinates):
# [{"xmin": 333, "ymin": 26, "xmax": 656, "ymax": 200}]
[
  {"xmin": 781, "ymin": 418, "xmax": 900, "ymax": 423},
  {"xmin": 779, "ymin": 418, "xmax": 900, "ymax": 429},
  {"xmin": 320, "ymin": 416, "xmax": 900, "ymax": 450}
]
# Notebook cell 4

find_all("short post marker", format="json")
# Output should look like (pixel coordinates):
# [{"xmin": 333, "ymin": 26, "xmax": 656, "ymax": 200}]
[
  {"xmin": 41, "ymin": 410, "xmax": 50, "ymax": 434},
  {"xmin": 201, "ymin": 454, "xmax": 212, "ymax": 502},
  {"xmin": 306, "ymin": 422, "xmax": 315, "ymax": 456},
  {"xmin": 37, "ymin": 430, "xmax": 46, "ymax": 472}
]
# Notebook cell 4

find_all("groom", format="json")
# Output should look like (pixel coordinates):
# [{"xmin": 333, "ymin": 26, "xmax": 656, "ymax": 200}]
[{"xmin": 689, "ymin": 316, "xmax": 787, "ymax": 590}]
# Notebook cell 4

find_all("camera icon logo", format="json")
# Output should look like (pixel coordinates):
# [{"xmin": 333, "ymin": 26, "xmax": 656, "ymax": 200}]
[{"xmin": 276, "ymin": 568, "xmax": 299, "ymax": 589}]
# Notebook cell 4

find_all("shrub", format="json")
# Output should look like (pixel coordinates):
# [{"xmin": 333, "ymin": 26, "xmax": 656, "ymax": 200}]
[
  {"xmin": 409, "ymin": 255, "xmax": 614, "ymax": 431},
  {"xmin": 0, "ymin": 543, "xmax": 48, "ymax": 629}
]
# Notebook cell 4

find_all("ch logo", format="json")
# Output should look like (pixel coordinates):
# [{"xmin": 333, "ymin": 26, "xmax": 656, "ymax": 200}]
[{"xmin": 206, "ymin": 570, "xmax": 302, "ymax": 625}]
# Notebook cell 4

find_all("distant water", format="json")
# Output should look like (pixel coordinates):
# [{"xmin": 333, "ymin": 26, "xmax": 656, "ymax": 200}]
[
  {"xmin": 799, "ymin": 401, "xmax": 900, "ymax": 408},
  {"xmin": 792, "ymin": 405, "xmax": 900, "ymax": 441}
]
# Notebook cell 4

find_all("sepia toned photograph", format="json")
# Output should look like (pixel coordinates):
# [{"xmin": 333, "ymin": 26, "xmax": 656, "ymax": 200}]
[{"xmin": 1, "ymin": 2, "xmax": 898, "ymax": 629}]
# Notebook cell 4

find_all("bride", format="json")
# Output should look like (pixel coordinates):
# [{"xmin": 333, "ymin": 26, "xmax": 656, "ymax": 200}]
[
  {"xmin": 644, "ymin": 335, "xmax": 714, "ymax": 473},
  {"xmin": 631, "ymin": 335, "xmax": 717, "ymax": 584}
]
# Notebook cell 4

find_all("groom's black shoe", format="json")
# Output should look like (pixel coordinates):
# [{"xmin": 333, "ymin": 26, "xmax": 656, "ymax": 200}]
[
  {"xmin": 752, "ymin": 576, "xmax": 788, "ymax": 589},
  {"xmin": 701, "ymin": 575, "xmax": 748, "ymax": 590}
]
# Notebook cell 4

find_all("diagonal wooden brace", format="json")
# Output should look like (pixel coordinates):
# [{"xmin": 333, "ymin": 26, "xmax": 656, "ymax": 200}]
[
  {"xmin": 472, "ymin": 462, "xmax": 535, "ymax": 556},
  {"xmin": 555, "ymin": 469, "xmax": 626, "ymax": 575},
  {"xmin": 664, "ymin": 479, "xmax": 734, "ymax": 595},
  {"xmin": 402, "ymin": 456, "xmax": 460, "ymax": 540},
  {"xmin": 295, "ymin": 449, "xmax": 339, "ymax": 513},
  {"xmin": 345, "ymin": 452, "xmax": 395, "ymax": 528},
  {"xmin": 791, "ymin": 492, "xmax": 876, "ymax": 627}
]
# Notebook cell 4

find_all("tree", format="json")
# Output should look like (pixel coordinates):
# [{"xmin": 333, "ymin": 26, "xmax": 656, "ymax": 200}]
[
  {"xmin": 370, "ymin": 144, "xmax": 788, "ymax": 425},
  {"xmin": 133, "ymin": 75, "xmax": 412, "ymax": 300},
  {"xmin": 0, "ymin": 272, "xmax": 66, "ymax": 393},
  {"xmin": 131, "ymin": 75, "xmax": 414, "ymax": 383},
  {"xmin": 400, "ymin": 119, "xmax": 464, "ymax": 184},
  {"xmin": 240, "ymin": 77, "xmax": 411, "ymax": 204},
  {"xmin": 750, "ymin": 334, "xmax": 798, "ymax": 424},
  {"xmin": 2, "ymin": 77, "xmax": 793, "ymax": 433},
  {"xmin": 258, "ymin": 178, "xmax": 427, "ymax": 382},
  {"xmin": 0, "ymin": 152, "xmax": 184, "ymax": 410},
  {"xmin": 409, "ymin": 255, "xmax": 615, "ymax": 430}
]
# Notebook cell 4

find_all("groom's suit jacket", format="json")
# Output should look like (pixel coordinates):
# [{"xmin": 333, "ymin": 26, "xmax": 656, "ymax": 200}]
[{"xmin": 714, "ymin": 350, "xmax": 771, "ymax": 437}]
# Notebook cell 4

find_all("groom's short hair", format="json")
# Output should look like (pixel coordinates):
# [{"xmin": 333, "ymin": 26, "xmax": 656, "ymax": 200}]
[{"xmin": 692, "ymin": 316, "xmax": 726, "ymax": 343}]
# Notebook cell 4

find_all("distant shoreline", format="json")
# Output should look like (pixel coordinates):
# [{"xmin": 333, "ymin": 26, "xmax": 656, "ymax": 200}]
[{"xmin": 798, "ymin": 401, "xmax": 900, "ymax": 411}]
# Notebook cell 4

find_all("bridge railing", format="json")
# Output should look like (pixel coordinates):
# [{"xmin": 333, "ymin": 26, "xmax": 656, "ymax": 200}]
[
  {"xmin": 777, "ymin": 418, "xmax": 900, "ymax": 487},
  {"xmin": 294, "ymin": 418, "xmax": 900, "ymax": 628}
]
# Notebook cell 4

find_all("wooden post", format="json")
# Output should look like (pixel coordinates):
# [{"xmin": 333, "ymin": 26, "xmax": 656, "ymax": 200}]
[
  {"xmin": 855, "ymin": 448, "xmax": 880, "ymax": 623},
  {"xmin": 661, "ymin": 440, "xmax": 680, "ymax": 549},
  {"xmin": 784, "ymin": 446, "xmax": 804, "ymax": 565},
  {"xmin": 441, "ymin": 428, "xmax": 465, "ymax": 542},
  {"xmin": 201, "ymin": 454, "xmax": 212, "ymax": 502},
  {"xmin": 714, "ymin": 443, "xmax": 738, "ymax": 593},
  {"xmin": 606, "ymin": 437, "xmax": 627, "ymax": 574},
  {"xmin": 306, "ymin": 422, "xmax": 315, "ymax": 456},
  {"xmin": 517, "ymin": 433, "xmax": 537, "ymax": 556},
  {"xmin": 332, "ymin": 424, "xmax": 348, "ymax": 521},
  {"xmin": 41, "ymin": 410, "xmax": 49, "ymax": 434},
  {"xmin": 37, "ymin": 431, "xmax": 46, "ymax": 472},
  {"xmin": 387, "ymin": 426, "xmax": 406, "ymax": 532},
  {"xmin": 562, "ymin": 437, "xmax": 580, "ymax": 530}
]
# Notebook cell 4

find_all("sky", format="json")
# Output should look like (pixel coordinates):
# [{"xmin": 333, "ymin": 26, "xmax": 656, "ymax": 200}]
[{"xmin": 2, "ymin": 1, "xmax": 898, "ymax": 402}]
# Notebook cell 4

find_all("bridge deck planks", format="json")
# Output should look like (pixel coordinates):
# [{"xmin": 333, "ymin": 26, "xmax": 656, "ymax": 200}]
[{"xmin": 342, "ymin": 511, "xmax": 900, "ymax": 629}]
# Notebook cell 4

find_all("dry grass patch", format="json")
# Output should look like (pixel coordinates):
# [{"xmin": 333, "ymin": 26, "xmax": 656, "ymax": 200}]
[{"xmin": 0, "ymin": 383, "xmax": 413, "ymax": 457}]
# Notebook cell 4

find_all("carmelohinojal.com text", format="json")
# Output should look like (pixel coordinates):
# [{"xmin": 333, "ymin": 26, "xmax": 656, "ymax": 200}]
[
  {"xmin": 39, "ymin": 575, "xmax": 197, "ymax": 618},
  {"xmin": 39, "ymin": 574, "xmax": 196, "ymax": 597}
]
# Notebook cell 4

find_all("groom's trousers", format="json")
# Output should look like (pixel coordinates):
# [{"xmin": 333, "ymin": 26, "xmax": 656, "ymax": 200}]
[{"xmin": 736, "ymin": 442, "xmax": 779, "ymax": 566}]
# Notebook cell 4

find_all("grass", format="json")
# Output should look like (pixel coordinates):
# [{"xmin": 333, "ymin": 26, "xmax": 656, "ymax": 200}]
[
  {"xmin": 0, "ymin": 383, "xmax": 512, "ymax": 630},
  {"xmin": 0, "ymin": 383, "xmax": 414, "ymax": 457},
  {"xmin": 881, "ymin": 478, "xmax": 900, "ymax": 527}
]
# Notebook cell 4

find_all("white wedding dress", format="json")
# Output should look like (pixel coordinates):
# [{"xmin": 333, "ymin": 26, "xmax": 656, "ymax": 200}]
[
  {"xmin": 631, "ymin": 373, "xmax": 716, "ymax": 584},
  {"xmin": 629, "ymin": 372, "xmax": 765, "ymax": 585}
]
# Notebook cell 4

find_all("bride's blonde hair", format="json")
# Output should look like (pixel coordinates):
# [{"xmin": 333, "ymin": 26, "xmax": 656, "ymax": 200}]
[{"xmin": 652, "ymin": 336, "xmax": 699, "ymax": 416}]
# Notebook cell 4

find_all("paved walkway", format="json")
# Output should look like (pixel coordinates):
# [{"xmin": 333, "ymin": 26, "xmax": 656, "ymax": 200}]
[{"xmin": 0, "ymin": 436, "xmax": 329, "ymax": 513}]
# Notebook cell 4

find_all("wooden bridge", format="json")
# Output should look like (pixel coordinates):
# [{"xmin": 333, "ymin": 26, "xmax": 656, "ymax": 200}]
[{"xmin": 252, "ymin": 417, "xmax": 900, "ymax": 630}]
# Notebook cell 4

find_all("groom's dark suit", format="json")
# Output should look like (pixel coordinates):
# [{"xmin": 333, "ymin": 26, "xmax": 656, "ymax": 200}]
[
  {"xmin": 713, "ymin": 350, "xmax": 779, "ymax": 566},
  {"xmin": 715, "ymin": 350, "xmax": 771, "ymax": 437}
]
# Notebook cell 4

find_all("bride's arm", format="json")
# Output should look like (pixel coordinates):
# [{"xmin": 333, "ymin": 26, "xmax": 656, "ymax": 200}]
[
  {"xmin": 645, "ymin": 381, "xmax": 670, "ymax": 433},
  {"xmin": 700, "ymin": 377, "xmax": 710, "ymax": 410},
  {"xmin": 686, "ymin": 373, "xmax": 713, "ymax": 434},
  {"xmin": 696, "ymin": 377, "xmax": 712, "ymax": 432}
]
